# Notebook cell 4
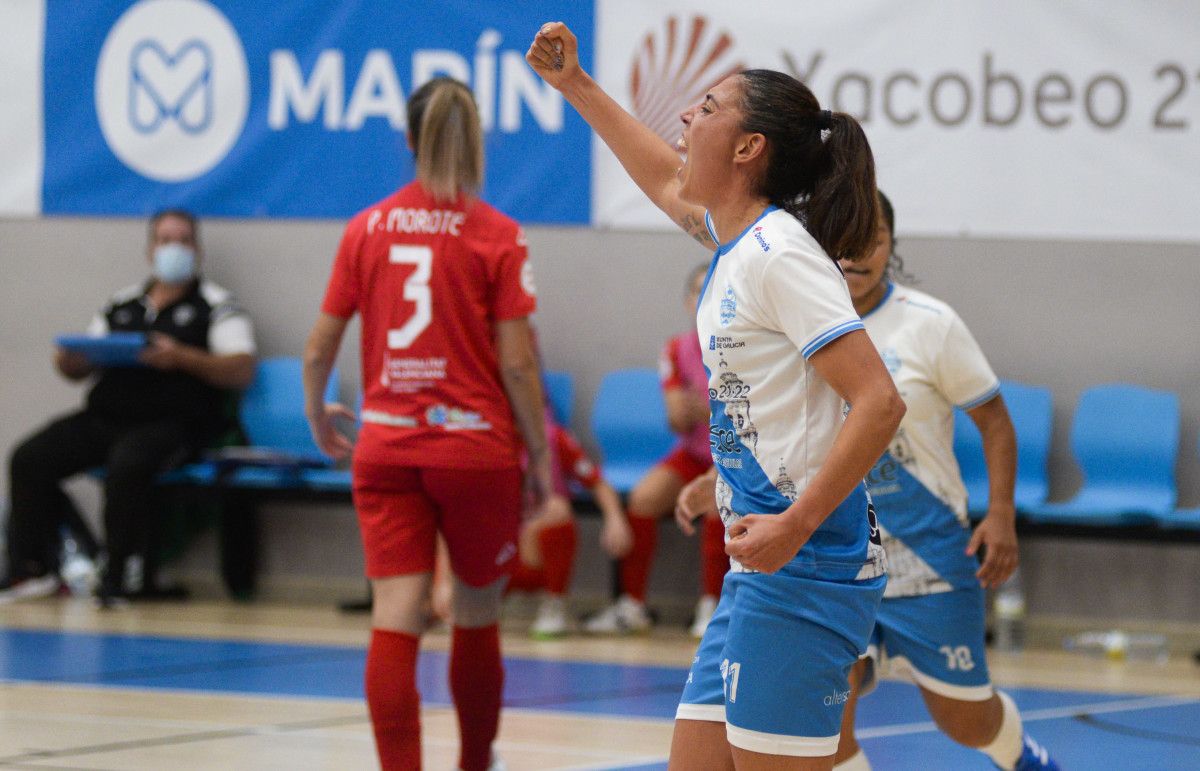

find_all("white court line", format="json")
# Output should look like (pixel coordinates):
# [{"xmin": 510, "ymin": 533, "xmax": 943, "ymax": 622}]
[
  {"xmin": 576, "ymin": 694, "xmax": 1200, "ymax": 769},
  {"xmin": 858, "ymin": 693, "xmax": 1199, "ymax": 740}
]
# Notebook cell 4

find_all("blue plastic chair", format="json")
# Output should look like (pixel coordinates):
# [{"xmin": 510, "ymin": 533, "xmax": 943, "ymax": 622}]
[
  {"xmin": 1026, "ymin": 384, "xmax": 1179, "ymax": 526},
  {"xmin": 220, "ymin": 357, "xmax": 339, "ymax": 488},
  {"xmin": 1151, "ymin": 435, "xmax": 1200, "ymax": 531},
  {"xmin": 953, "ymin": 380, "xmax": 1052, "ymax": 515},
  {"xmin": 543, "ymin": 370, "xmax": 574, "ymax": 426},
  {"xmin": 591, "ymin": 369, "xmax": 677, "ymax": 494}
]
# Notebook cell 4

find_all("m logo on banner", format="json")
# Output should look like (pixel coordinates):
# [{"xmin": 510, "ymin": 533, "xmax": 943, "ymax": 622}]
[
  {"xmin": 129, "ymin": 40, "xmax": 213, "ymax": 134},
  {"xmin": 95, "ymin": 0, "xmax": 248, "ymax": 181}
]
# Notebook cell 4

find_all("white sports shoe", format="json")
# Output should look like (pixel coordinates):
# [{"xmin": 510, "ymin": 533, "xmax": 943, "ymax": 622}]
[
  {"xmin": 689, "ymin": 595, "xmax": 718, "ymax": 639},
  {"xmin": 583, "ymin": 595, "xmax": 652, "ymax": 634},
  {"xmin": 530, "ymin": 595, "xmax": 570, "ymax": 639},
  {"xmin": 0, "ymin": 574, "xmax": 61, "ymax": 604}
]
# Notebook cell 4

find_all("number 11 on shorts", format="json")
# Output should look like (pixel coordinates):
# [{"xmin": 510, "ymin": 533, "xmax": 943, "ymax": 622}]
[{"xmin": 721, "ymin": 658, "xmax": 741, "ymax": 703}]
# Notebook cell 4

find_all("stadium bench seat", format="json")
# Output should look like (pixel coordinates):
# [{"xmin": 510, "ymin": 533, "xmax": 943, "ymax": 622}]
[
  {"xmin": 1149, "ymin": 435, "xmax": 1200, "ymax": 530},
  {"xmin": 212, "ymin": 356, "xmax": 338, "ymax": 489},
  {"xmin": 954, "ymin": 380, "xmax": 1052, "ymax": 516},
  {"xmin": 591, "ymin": 368, "xmax": 677, "ymax": 494},
  {"xmin": 1025, "ymin": 384, "xmax": 1179, "ymax": 527},
  {"xmin": 543, "ymin": 369, "xmax": 574, "ymax": 426}
]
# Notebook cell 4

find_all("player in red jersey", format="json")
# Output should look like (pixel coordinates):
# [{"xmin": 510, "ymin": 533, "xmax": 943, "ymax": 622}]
[
  {"xmin": 508, "ymin": 410, "xmax": 632, "ymax": 636},
  {"xmin": 303, "ymin": 78, "xmax": 550, "ymax": 771},
  {"xmin": 431, "ymin": 408, "xmax": 632, "ymax": 638},
  {"xmin": 585, "ymin": 265, "xmax": 725, "ymax": 638}
]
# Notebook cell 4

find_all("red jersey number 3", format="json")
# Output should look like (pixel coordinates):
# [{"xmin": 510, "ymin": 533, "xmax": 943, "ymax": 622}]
[{"xmin": 389, "ymin": 245, "xmax": 433, "ymax": 349}]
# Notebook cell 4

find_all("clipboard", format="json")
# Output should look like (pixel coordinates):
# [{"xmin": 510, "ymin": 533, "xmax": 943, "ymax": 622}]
[{"xmin": 55, "ymin": 332, "xmax": 147, "ymax": 367}]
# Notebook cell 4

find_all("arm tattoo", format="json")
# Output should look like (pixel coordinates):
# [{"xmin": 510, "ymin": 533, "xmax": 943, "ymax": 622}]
[{"xmin": 680, "ymin": 213, "xmax": 716, "ymax": 248}]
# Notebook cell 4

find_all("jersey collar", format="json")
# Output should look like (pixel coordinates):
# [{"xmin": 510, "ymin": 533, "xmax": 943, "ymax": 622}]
[
  {"xmin": 713, "ymin": 205, "xmax": 779, "ymax": 256},
  {"xmin": 860, "ymin": 281, "xmax": 895, "ymax": 319}
]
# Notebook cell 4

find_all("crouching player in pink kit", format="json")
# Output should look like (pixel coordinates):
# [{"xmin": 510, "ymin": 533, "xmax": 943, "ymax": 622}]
[
  {"xmin": 508, "ymin": 411, "xmax": 633, "ymax": 637},
  {"xmin": 586, "ymin": 264, "xmax": 727, "ymax": 638},
  {"xmin": 303, "ymin": 78, "xmax": 549, "ymax": 771}
]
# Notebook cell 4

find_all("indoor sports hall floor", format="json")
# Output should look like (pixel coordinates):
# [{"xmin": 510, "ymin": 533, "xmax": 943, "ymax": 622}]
[{"xmin": 1, "ymin": 601, "xmax": 1198, "ymax": 770}]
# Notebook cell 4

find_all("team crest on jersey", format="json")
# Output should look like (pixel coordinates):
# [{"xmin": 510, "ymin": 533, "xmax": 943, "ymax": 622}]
[
  {"xmin": 172, "ymin": 304, "xmax": 196, "ymax": 327},
  {"xmin": 718, "ymin": 284, "xmax": 737, "ymax": 327},
  {"xmin": 881, "ymin": 347, "xmax": 902, "ymax": 374}
]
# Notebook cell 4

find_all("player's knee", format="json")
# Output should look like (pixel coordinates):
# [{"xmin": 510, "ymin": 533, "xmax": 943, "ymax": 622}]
[
  {"xmin": 627, "ymin": 482, "xmax": 666, "ymax": 517},
  {"xmin": 371, "ymin": 574, "xmax": 432, "ymax": 635},
  {"xmin": 451, "ymin": 575, "xmax": 506, "ymax": 627},
  {"xmin": 926, "ymin": 692, "xmax": 1000, "ymax": 747}
]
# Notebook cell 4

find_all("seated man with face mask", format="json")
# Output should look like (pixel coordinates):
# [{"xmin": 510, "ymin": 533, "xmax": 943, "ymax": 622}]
[{"xmin": 1, "ymin": 209, "xmax": 257, "ymax": 606}]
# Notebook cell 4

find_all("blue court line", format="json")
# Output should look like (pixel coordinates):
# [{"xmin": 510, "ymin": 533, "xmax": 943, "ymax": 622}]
[{"xmin": 2, "ymin": 628, "xmax": 1197, "ymax": 770}]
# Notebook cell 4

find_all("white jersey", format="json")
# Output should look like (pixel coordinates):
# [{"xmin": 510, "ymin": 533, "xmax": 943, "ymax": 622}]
[
  {"xmin": 698, "ymin": 206, "xmax": 885, "ymax": 582},
  {"xmin": 860, "ymin": 283, "xmax": 999, "ymax": 596}
]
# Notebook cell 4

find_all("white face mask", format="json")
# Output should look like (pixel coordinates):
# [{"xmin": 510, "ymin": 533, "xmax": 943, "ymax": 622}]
[{"xmin": 152, "ymin": 243, "xmax": 196, "ymax": 284}]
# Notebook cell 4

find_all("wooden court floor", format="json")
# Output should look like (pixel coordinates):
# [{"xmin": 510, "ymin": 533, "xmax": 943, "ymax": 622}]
[{"xmin": 2, "ymin": 598, "xmax": 1198, "ymax": 770}]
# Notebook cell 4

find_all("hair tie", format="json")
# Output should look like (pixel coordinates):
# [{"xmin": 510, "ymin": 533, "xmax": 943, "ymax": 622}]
[{"xmin": 817, "ymin": 109, "xmax": 833, "ymax": 130}]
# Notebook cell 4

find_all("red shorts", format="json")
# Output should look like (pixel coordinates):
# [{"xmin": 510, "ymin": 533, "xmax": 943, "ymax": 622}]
[
  {"xmin": 658, "ymin": 445, "xmax": 713, "ymax": 483},
  {"xmin": 351, "ymin": 460, "xmax": 522, "ymax": 587}
]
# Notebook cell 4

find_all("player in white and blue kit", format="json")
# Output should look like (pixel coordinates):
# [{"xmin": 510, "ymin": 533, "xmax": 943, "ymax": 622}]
[
  {"xmin": 832, "ymin": 192, "xmax": 1059, "ymax": 771},
  {"xmin": 529, "ymin": 25, "xmax": 906, "ymax": 769}
]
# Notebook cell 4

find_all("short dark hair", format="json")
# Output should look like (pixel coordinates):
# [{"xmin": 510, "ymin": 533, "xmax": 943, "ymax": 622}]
[
  {"xmin": 876, "ymin": 189, "xmax": 913, "ymax": 283},
  {"xmin": 148, "ymin": 208, "xmax": 199, "ymax": 242},
  {"xmin": 737, "ymin": 69, "xmax": 878, "ymax": 263},
  {"xmin": 877, "ymin": 190, "xmax": 895, "ymax": 242}
]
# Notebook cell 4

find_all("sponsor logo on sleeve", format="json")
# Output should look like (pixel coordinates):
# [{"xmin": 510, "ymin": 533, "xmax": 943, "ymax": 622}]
[
  {"xmin": 752, "ymin": 225, "xmax": 771, "ymax": 252},
  {"xmin": 520, "ymin": 260, "xmax": 537, "ymax": 296}
]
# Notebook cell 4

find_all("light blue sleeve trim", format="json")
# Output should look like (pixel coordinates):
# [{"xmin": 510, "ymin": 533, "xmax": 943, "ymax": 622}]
[
  {"xmin": 801, "ymin": 319, "xmax": 864, "ymax": 359},
  {"xmin": 958, "ymin": 382, "xmax": 1001, "ymax": 410},
  {"xmin": 704, "ymin": 211, "xmax": 719, "ymax": 244}
]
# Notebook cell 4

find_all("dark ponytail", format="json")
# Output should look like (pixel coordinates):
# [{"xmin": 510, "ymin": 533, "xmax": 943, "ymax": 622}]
[{"xmin": 738, "ymin": 69, "xmax": 878, "ymax": 262}]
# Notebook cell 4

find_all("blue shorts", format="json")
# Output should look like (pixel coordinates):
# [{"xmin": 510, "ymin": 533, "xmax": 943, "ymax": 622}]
[
  {"xmin": 861, "ymin": 586, "xmax": 993, "ymax": 701},
  {"xmin": 677, "ymin": 567, "xmax": 886, "ymax": 756}
]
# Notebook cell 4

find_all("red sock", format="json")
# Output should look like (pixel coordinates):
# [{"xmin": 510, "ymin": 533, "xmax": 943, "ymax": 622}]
[
  {"xmin": 538, "ymin": 520, "xmax": 578, "ymax": 596},
  {"xmin": 365, "ymin": 628, "xmax": 421, "ymax": 771},
  {"xmin": 507, "ymin": 560, "xmax": 545, "ymax": 594},
  {"xmin": 700, "ymin": 515, "xmax": 729, "ymax": 597},
  {"xmin": 620, "ymin": 514, "xmax": 658, "ymax": 602},
  {"xmin": 450, "ymin": 625, "xmax": 503, "ymax": 771}
]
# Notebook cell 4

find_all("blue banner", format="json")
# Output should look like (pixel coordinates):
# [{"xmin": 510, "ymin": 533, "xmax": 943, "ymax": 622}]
[{"xmin": 42, "ymin": 0, "xmax": 593, "ymax": 222}]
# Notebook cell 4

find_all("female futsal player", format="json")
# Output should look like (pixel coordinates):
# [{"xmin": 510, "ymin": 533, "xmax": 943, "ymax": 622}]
[
  {"xmin": 303, "ymin": 77, "xmax": 549, "ymax": 771},
  {"xmin": 529, "ymin": 23, "xmax": 905, "ymax": 770},
  {"xmin": 831, "ymin": 192, "xmax": 1059, "ymax": 771},
  {"xmin": 585, "ymin": 264, "xmax": 727, "ymax": 638}
]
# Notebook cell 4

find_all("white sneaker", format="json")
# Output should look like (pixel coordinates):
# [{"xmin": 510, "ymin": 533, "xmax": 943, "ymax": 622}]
[
  {"xmin": 583, "ymin": 595, "xmax": 652, "ymax": 634},
  {"xmin": 0, "ymin": 574, "xmax": 61, "ymax": 604},
  {"xmin": 689, "ymin": 595, "xmax": 718, "ymax": 639},
  {"xmin": 530, "ymin": 595, "xmax": 570, "ymax": 638}
]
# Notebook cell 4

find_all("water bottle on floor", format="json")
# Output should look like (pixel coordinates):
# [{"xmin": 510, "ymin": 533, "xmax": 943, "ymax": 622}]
[
  {"xmin": 1063, "ymin": 630, "xmax": 1169, "ymax": 663},
  {"xmin": 993, "ymin": 569, "xmax": 1026, "ymax": 652}
]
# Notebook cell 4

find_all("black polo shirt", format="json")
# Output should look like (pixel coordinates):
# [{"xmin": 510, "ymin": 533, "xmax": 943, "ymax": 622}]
[{"xmin": 85, "ymin": 278, "xmax": 256, "ymax": 432}]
